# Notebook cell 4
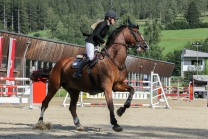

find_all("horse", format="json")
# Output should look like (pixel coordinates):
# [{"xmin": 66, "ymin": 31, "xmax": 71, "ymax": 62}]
[{"xmin": 31, "ymin": 20, "xmax": 149, "ymax": 132}]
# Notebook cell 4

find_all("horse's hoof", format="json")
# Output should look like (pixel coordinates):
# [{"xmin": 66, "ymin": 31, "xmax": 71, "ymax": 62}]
[
  {"xmin": 117, "ymin": 107, "xmax": 125, "ymax": 117},
  {"xmin": 76, "ymin": 124, "xmax": 85, "ymax": 131},
  {"xmin": 117, "ymin": 108, "xmax": 122, "ymax": 117},
  {"xmin": 112, "ymin": 124, "xmax": 123, "ymax": 132}
]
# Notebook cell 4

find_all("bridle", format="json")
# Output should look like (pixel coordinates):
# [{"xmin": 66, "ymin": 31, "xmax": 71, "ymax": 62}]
[
  {"xmin": 107, "ymin": 27, "xmax": 147, "ymax": 50},
  {"xmin": 128, "ymin": 27, "xmax": 147, "ymax": 51},
  {"xmin": 102, "ymin": 27, "xmax": 146, "ymax": 71}
]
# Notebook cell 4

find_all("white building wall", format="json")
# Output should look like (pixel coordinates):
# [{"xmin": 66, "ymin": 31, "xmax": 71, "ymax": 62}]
[
  {"xmin": 181, "ymin": 49, "xmax": 208, "ymax": 77},
  {"xmin": 182, "ymin": 58, "xmax": 204, "ymax": 71}
]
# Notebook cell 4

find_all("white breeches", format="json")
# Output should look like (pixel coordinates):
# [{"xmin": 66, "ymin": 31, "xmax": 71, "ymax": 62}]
[{"xmin": 86, "ymin": 42, "xmax": 99, "ymax": 60}]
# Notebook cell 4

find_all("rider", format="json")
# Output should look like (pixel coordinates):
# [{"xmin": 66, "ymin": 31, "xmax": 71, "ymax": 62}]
[{"xmin": 73, "ymin": 10, "xmax": 118, "ymax": 79}]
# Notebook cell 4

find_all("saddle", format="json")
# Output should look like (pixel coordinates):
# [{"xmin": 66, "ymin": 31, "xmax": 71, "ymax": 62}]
[
  {"xmin": 71, "ymin": 51, "xmax": 104, "ymax": 92},
  {"xmin": 71, "ymin": 52, "xmax": 100, "ymax": 69}
]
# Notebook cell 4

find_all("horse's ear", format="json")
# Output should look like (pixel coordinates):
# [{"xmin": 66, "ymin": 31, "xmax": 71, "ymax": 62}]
[
  {"xmin": 128, "ymin": 18, "xmax": 138, "ymax": 29},
  {"xmin": 128, "ymin": 19, "xmax": 134, "ymax": 27}
]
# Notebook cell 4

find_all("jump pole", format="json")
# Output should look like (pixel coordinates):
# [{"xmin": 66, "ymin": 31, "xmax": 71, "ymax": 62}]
[
  {"xmin": 81, "ymin": 103, "xmax": 150, "ymax": 107},
  {"xmin": 0, "ymin": 36, "xmax": 3, "ymax": 69},
  {"xmin": 0, "ymin": 85, "xmax": 30, "ymax": 104},
  {"xmin": 0, "ymin": 77, "xmax": 30, "ymax": 104}
]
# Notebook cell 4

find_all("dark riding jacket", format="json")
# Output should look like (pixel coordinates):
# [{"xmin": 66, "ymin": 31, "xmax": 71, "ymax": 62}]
[{"xmin": 85, "ymin": 20, "xmax": 109, "ymax": 46}]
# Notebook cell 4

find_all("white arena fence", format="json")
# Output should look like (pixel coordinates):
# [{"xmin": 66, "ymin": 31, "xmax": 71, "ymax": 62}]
[{"xmin": 63, "ymin": 71, "xmax": 171, "ymax": 109}]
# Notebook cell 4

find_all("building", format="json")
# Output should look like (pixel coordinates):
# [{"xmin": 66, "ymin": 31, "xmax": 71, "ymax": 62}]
[
  {"xmin": 0, "ymin": 30, "xmax": 175, "ymax": 88},
  {"xmin": 181, "ymin": 48, "xmax": 208, "ymax": 77}
]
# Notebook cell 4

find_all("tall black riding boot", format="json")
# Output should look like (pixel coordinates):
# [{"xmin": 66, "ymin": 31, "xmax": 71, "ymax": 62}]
[{"xmin": 73, "ymin": 57, "xmax": 91, "ymax": 79}]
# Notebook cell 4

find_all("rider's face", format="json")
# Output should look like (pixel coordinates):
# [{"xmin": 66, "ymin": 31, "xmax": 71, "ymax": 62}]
[{"xmin": 110, "ymin": 18, "xmax": 116, "ymax": 24}]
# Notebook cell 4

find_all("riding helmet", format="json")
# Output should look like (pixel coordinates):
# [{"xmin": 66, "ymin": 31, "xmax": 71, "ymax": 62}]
[{"xmin": 105, "ymin": 10, "xmax": 119, "ymax": 20}]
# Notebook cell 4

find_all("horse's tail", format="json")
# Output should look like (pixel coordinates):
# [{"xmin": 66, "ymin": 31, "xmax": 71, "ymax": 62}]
[{"xmin": 30, "ymin": 68, "xmax": 52, "ymax": 83}]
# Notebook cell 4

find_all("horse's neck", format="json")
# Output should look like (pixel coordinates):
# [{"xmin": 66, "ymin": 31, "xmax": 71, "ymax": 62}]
[
  {"xmin": 106, "ymin": 28, "xmax": 129, "ymax": 66},
  {"xmin": 107, "ymin": 44, "xmax": 127, "ymax": 65}
]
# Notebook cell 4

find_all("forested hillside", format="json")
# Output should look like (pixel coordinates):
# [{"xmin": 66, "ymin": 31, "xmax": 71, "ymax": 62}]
[
  {"xmin": 0, "ymin": 0, "xmax": 207, "ymax": 43},
  {"xmin": 0, "ymin": 0, "xmax": 208, "ymax": 76}
]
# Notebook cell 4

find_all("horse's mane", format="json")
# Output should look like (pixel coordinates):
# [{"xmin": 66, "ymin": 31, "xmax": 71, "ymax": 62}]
[{"xmin": 106, "ymin": 25, "xmax": 127, "ymax": 48}]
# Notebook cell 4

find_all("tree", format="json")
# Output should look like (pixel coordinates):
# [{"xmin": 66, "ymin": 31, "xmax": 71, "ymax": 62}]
[
  {"xmin": 0, "ymin": 0, "xmax": 7, "ymax": 29},
  {"xmin": 52, "ymin": 21, "xmax": 65, "ymax": 40},
  {"xmin": 37, "ymin": 0, "xmax": 48, "ymax": 30},
  {"xmin": 144, "ymin": 19, "xmax": 161, "ymax": 45},
  {"xmin": 0, "ymin": 0, "xmax": 13, "ymax": 31},
  {"xmin": 197, "ymin": 0, "xmax": 208, "ymax": 17},
  {"xmin": 185, "ymin": 1, "xmax": 200, "ymax": 28},
  {"xmin": 26, "ymin": 0, "xmax": 38, "ymax": 32},
  {"xmin": 19, "ymin": 0, "xmax": 29, "ymax": 34},
  {"xmin": 79, "ymin": 14, "xmax": 91, "ymax": 35},
  {"xmin": 137, "ymin": 19, "xmax": 164, "ymax": 60},
  {"xmin": 176, "ymin": 0, "xmax": 190, "ymax": 14},
  {"xmin": 165, "ymin": 50, "xmax": 181, "ymax": 76},
  {"xmin": 12, "ymin": 0, "xmax": 21, "ymax": 33}
]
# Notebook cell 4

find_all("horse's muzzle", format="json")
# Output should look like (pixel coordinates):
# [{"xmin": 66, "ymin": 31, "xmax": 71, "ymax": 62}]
[{"xmin": 137, "ymin": 44, "xmax": 149, "ymax": 52}]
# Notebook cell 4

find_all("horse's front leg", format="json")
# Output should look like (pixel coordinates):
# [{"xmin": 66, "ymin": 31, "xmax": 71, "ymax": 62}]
[
  {"xmin": 113, "ymin": 82, "xmax": 134, "ymax": 117},
  {"xmin": 104, "ymin": 88, "xmax": 123, "ymax": 132}
]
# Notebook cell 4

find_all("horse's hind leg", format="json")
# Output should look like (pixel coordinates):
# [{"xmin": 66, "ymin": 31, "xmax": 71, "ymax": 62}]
[
  {"xmin": 113, "ymin": 83, "xmax": 134, "ymax": 117},
  {"xmin": 38, "ymin": 81, "xmax": 60, "ymax": 122},
  {"xmin": 33, "ymin": 79, "xmax": 59, "ymax": 130}
]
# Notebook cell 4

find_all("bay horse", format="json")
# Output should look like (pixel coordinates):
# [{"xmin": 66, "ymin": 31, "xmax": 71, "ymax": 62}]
[{"xmin": 32, "ymin": 20, "xmax": 148, "ymax": 132}]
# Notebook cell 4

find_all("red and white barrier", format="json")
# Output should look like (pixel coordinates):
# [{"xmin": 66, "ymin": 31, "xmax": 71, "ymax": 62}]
[
  {"xmin": 80, "ymin": 102, "xmax": 150, "ymax": 107},
  {"xmin": 157, "ymin": 83, "xmax": 194, "ymax": 102},
  {"xmin": 6, "ymin": 38, "xmax": 16, "ymax": 94},
  {"xmin": 0, "ymin": 77, "xmax": 30, "ymax": 104},
  {"xmin": 0, "ymin": 76, "xmax": 47, "ymax": 107},
  {"xmin": 0, "ymin": 77, "xmax": 30, "ymax": 81}
]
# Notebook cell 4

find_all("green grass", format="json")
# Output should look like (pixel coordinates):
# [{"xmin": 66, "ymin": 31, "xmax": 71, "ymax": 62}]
[
  {"xmin": 54, "ymin": 88, "xmax": 88, "ymax": 98},
  {"xmin": 159, "ymin": 28, "xmax": 208, "ymax": 55},
  {"xmin": 27, "ymin": 30, "xmax": 51, "ymax": 39},
  {"xmin": 137, "ymin": 16, "xmax": 208, "ymax": 56},
  {"xmin": 139, "ymin": 26, "xmax": 208, "ymax": 56},
  {"xmin": 54, "ymin": 88, "xmax": 67, "ymax": 97},
  {"xmin": 27, "ymin": 30, "xmax": 49, "ymax": 36},
  {"xmin": 27, "ymin": 24, "xmax": 208, "ymax": 57}
]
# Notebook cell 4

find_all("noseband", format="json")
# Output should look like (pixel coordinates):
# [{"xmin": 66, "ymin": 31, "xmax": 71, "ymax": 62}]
[{"xmin": 129, "ymin": 28, "xmax": 147, "ymax": 50}]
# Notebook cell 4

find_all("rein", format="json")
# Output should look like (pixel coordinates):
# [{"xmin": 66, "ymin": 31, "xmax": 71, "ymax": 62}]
[
  {"xmin": 101, "ymin": 26, "xmax": 145, "ymax": 71},
  {"xmin": 102, "ymin": 44, "xmax": 127, "ymax": 71}
]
